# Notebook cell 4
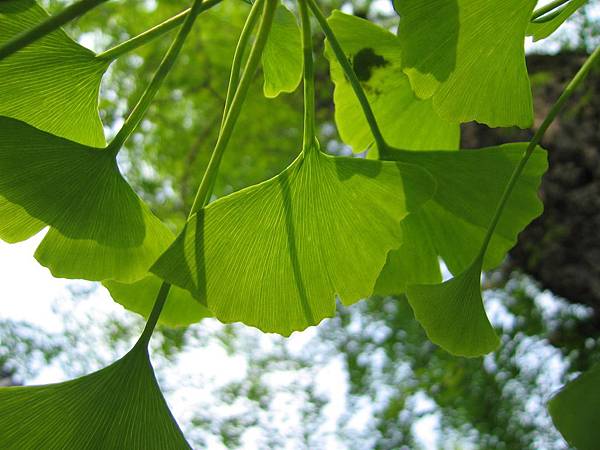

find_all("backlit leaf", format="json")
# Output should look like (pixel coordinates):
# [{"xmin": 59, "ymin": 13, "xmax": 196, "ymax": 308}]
[
  {"xmin": 395, "ymin": 0, "xmax": 536, "ymax": 128},
  {"xmin": 406, "ymin": 257, "xmax": 500, "ymax": 357},
  {"xmin": 378, "ymin": 144, "xmax": 547, "ymax": 357},
  {"xmin": 151, "ymin": 143, "xmax": 435, "ymax": 336},
  {"xmin": 548, "ymin": 364, "xmax": 600, "ymax": 450},
  {"xmin": 262, "ymin": 3, "xmax": 302, "ymax": 98},
  {"xmin": 0, "ymin": 344, "xmax": 190, "ymax": 449},
  {"xmin": 326, "ymin": 11, "xmax": 459, "ymax": 152},
  {"xmin": 528, "ymin": 0, "xmax": 587, "ymax": 42},
  {"xmin": 104, "ymin": 275, "xmax": 213, "ymax": 327},
  {"xmin": 375, "ymin": 144, "xmax": 547, "ymax": 295},
  {"xmin": 0, "ymin": 117, "xmax": 173, "ymax": 283},
  {"xmin": 0, "ymin": 0, "xmax": 108, "ymax": 147}
]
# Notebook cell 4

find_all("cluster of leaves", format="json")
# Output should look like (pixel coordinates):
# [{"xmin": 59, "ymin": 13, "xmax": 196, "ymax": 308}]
[{"xmin": 0, "ymin": 0, "xmax": 598, "ymax": 448}]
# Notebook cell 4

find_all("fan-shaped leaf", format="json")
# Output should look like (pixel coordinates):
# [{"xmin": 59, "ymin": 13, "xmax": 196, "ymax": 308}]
[
  {"xmin": 406, "ymin": 257, "xmax": 500, "ymax": 357},
  {"xmin": 528, "ymin": 0, "xmax": 587, "ymax": 42},
  {"xmin": 151, "ymin": 144, "xmax": 435, "ymax": 336},
  {"xmin": 0, "ymin": 344, "xmax": 190, "ymax": 449},
  {"xmin": 374, "ymin": 144, "xmax": 547, "ymax": 295},
  {"xmin": 262, "ymin": 3, "xmax": 302, "ymax": 98},
  {"xmin": 395, "ymin": 0, "xmax": 536, "ymax": 128},
  {"xmin": 0, "ymin": 117, "xmax": 173, "ymax": 283},
  {"xmin": 325, "ymin": 11, "xmax": 459, "ymax": 152},
  {"xmin": 104, "ymin": 275, "xmax": 213, "ymax": 327},
  {"xmin": 0, "ymin": 0, "xmax": 108, "ymax": 147},
  {"xmin": 548, "ymin": 364, "xmax": 600, "ymax": 450}
]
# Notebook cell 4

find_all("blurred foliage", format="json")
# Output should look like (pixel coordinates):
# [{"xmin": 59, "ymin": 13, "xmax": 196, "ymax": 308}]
[{"xmin": 2, "ymin": 0, "xmax": 600, "ymax": 449}]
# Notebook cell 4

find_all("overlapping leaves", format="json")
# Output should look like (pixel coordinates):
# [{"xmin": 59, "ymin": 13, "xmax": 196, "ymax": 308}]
[
  {"xmin": 528, "ymin": 0, "xmax": 588, "ymax": 41},
  {"xmin": 395, "ymin": 0, "xmax": 537, "ymax": 128},
  {"xmin": 0, "ymin": 0, "xmax": 108, "ymax": 146},
  {"xmin": 325, "ymin": 11, "xmax": 459, "ymax": 152},
  {"xmin": 0, "ymin": 117, "xmax": 174, "ymax": 283},
  {"xmin": 151, "ymin": 144, "xmax": 435, "ymax": 335}
]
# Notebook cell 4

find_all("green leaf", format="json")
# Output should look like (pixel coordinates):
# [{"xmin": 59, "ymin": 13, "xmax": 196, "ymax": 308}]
[
  {"xmin": 0, "ymin": 0, "xmax": 108, "ymax": 147},
  {"xmin": 0, "ymin": 117, "xmax": 173, "ymax": 283},
  {"xmin": 548, "ymin": 364, "xmax": 600, "ymax": 450},
  {"xmin": 104, "ymin": 275, "xmax": 213, "ymax": 327},
  {"xmin": 374, "ymin": 144, "xmax": 547, "ymax": 295},
  {"xmin": 151, "ymin": 144, "xmax": 435, "ymax": 336},
  {"xmin": 528, "ymin": 0, "xmax": 587, "ymax": 42},
  {"xmin": 395, "ymin": 0, "xmax": 536, "ymax": 128},
  {"xmin": 406, "ymin": 256, "xmax": 500, "ymax": 357},
  {"xmin": 0, "ymin": 344, "xmax": 190, "ymax": 449},
  {"xmin": 261, "ymin": 3, "xmax": 302, "ymax": 98},
  {"xmin": 325, "ymin": 11, "xmax": 459, "ymax": 152}
]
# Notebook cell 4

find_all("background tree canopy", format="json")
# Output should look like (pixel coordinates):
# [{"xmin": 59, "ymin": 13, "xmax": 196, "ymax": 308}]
[{"xmin": 1, "ymin": 0, "xmax": 600, "ymax": 448}]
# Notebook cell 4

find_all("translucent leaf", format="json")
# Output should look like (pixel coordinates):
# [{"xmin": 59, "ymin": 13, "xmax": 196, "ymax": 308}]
[
  {"xmin": 0, "ymin": 0, "xmax": 108, "ymax": 147},
  {"xmin": 395, "ymin": 0, "xmax": 536, "ymax": 128},
  {"xmin": 0, "ymin": 345, "xmax": 190, "ymax": 449},
  {"xmin": 104, "ymin": 275, "xmax": 213, "ymax": 327},
  {"xmin": 406, "ymin": 257, "xmax": 500, "ymax": 357},
  {"xmin": 548, "ymin": 364, "xmax": 600, "ymax": 450},
  {"xmin": 374, "ymin": 144, "xmax": 547, "ymax": 295},
  {"xmin": 0, "ymin": 117, "xmax": 173, "ymax": 283},
  {"xmin": 527, "ymin": 0, "xmax": 587, "ymax": 42},
  {"xmin": 262, "ymin": 3, "xmax": 302, "ymax": 98},
  {"xmin": 325, "ymin": 11, "xmax": 459, "ymax": 152},
  {"xmin": 151, "ymin": 144, "xmax": 435, "ymax": 336}
]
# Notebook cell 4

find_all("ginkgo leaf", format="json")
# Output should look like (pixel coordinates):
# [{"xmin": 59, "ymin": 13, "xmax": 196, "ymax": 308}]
[
  {"xmin": 527, "ymin": 0, "xmax": 587, "ymax": 42},
  {"xmin": 0, "ymin": 0, "xmax": 108, "ymax": 147},
  {"xmin": 151, "ymin": 143, "xmax": 435, "ymax": 336},
  {"xmin": 0, "ymin": 117, "xmax": 173, "ymax": 283},
  {"xmin": 325, "ymin": 11, "xmax": 459, "ymax": 152},
  {"xmin": 374, "ymin": 143, "xmax": 547, "ymax": 295},
  {"xmin": 548, "ymin": 364, "xmax": 600, "ymax": 450},
  {"xmin": 406, "ymin": 256, "xmax": 500, "ymax": 357},
  {"xmin": 262, "ymin": 2, "xmax": 302, "ymax": 98},
  {"xmin": 395, "ymin": 0, "xmax": 536, "ymax": 128},
  {"xmin": 104, "ymin": 275, "xmax": 213, "ymax": 327},
  {"xmin": 0, "ymin": 344, "xmax": 190, "ymax": 449}
]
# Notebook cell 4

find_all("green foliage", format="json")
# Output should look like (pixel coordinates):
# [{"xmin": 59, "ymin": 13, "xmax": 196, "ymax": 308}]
[
  {"xmin": 151, "ymin": 143, "xmax": 435, "ymax": 335},
  {"xmin": 528, "ymin": 0, "xmax": 588, "ymax": 42},
  {"xmin": 549, "ymin": 363, "xmax": 600, "ymax": 450},
  {"xmin": 395, "ymin": 0, "xmax": 536, "ymax": 127},
  {"xmin": 376, "ymin": 144, "xmax": 547, "ymax": 296},
  {"xmin": 407, "ymin": 257, "xmax": 500, "ymax": 357},
  {"xmin": 0, "ymin": 0, "xmax": 107, "ymax": 146},
  {"xmin": 325, "ymin": 11, "xmax": 459, "ymax": 152},
  {"xmin": 0, "ymin": 344, "xmax": 190, "ymax": 449},
  {"xmin": 262, "ymin": 3, "xmax": 303, "ymax": 97},
  {"xmin": 105, "ymin": 275, "xmax": 213, "ymax": 327},
  {"xmin": 0, "ymin": 0, "xmax": 597, "ymax": 446},
  {"xmin": 0, "ymin": 117, "xmax": 173, "ymax": 282}
]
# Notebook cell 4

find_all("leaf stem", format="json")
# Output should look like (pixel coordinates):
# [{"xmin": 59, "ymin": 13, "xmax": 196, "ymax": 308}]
[
  {"xmin": 531, "ymin": 0, "xmax": 572, "ymax": 21},
  {"xmin": 477, "ymin": 44, "xmax": 600, "ymax": 259},
  {"xmin": 306, "ymin": 0, "xmax": 388, "ymax": 156},
  {"xmin": 136, "ymin": 0, "xmax": 277, "ymax": 345},
  {"xmin": 95, "ymin": 0, "xmax": 223, "ymax": 62},
  {"xmin": 299, "ymin": 0, "xmax": 316, "ymax": 151},
  {"xmin": 220, "ymin": 0, "xmax": 264, "ymax": 131},
  {"xmin": 106, "ymin": 0, "xmax": 206, "ymax": 155},
  {"xmin": 0, "ymin": 0, "xmax": 108, "ymax": 61},
  {"xmin": 189, "ymin": 0, "xmax": 278, "ymax": 214},
  {"xmin": 137, "ymin": 282, "xmax": 172, "ymax": 348}
]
